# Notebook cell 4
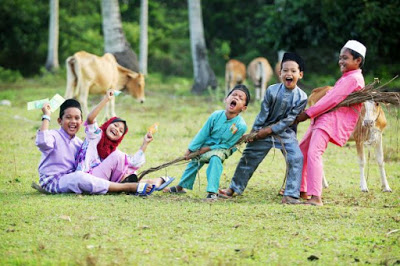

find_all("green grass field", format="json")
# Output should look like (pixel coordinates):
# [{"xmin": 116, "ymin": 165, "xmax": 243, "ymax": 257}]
[{"xmin": 0, "ymin": 76, "xmax": 399, "ymax": 265}]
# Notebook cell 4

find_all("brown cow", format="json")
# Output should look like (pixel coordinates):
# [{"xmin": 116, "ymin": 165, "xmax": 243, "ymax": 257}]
[
  {"xmin": 65, "ymin": 51, "xmax": 145, "ymax": 118},
  {"xmin": 225, "ymin": 59, "xmax": 246, "ymax": 96},
  {"xmin": 309, "ymin": 86, "xmax": 391, "ymax": 192},
  {"xmin": 247, "ymin": 57, "xmax": 273, "ymax": 100}
]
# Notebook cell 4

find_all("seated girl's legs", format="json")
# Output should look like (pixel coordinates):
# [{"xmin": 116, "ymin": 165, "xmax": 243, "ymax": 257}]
[
  {"xmin": 91, "ymin": 150, "xmax": 127, "ymax": 183},
  {"xmin": 206, "ymin": 156, "xmax": 223, "ymax": 193},
  {"xmin": 58, "ymin": 171, "xmax": 110, "ymax": 194},
  {"xmin": 306, "ymin": 128, "xmax": 330, "ymax": 198},
  {"xmin": 281, "ymin": 141, "xmax": 303, "ymax": 199},
  {"xmin": 178, "ymin": 160, "xmax": 204, "ymax": 190}
]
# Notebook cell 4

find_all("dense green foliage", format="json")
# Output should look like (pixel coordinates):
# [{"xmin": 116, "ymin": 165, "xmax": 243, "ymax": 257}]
[{"xmin": 0, "ymin": 0, "xmax": 399, "ymax": 83}]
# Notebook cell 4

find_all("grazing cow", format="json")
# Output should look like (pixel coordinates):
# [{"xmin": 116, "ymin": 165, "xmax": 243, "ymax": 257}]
[
  {"xmin": 309, "ymin": 86, "xmax": 391, "ymax": 192},
  {"xmin": 247, "ymin": 57, "xmax": 273, "ymax": 100},
  {"xmin": 225, "ymin": 59, "xmax": 246, "ymax": 96},
  {"xmin": 65, "ymin": 51, "xmax": 145, "ymax": 118}
]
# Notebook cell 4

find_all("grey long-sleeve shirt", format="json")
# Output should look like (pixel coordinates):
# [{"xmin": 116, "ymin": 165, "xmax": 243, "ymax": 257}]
[{"xmin": 252, "ymin": 83, "xmax": 307, "ymax": 143}]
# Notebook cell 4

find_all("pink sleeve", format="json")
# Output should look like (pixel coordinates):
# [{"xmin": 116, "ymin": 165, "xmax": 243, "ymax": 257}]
[{"xmin": 306, "ymin": 77, "xmax": 358, "ymax": 119}]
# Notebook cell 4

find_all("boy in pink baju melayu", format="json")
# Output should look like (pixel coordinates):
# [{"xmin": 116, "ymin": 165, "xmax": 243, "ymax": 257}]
[{"xmin": 295, "ymin": 40, "xmax": 367, "ymax": 206}]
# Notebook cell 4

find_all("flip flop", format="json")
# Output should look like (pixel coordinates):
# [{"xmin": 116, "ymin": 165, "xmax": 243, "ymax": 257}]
[
  {"xmin": 155, "ymin": 176, "xmax": 175, "ymax": 191},
  {"xmin": 165, "ymin": 186, "xmax": 186, "ymax": 193},
  {"xmin": 135, "ymin": 183, "xmax": 156, "ymax": 196}
]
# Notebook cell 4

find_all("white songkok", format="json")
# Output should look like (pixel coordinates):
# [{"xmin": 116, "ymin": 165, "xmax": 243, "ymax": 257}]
[{"xmin": 343, "ymin": 40, "xmax": 366, "ymax": 58}]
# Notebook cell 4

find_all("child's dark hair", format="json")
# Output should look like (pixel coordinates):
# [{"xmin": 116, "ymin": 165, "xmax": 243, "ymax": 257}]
[
  {"xmin": 227, "ymin": 84, "xmax": 250, "ymax": 106},
  {"xmin": 59, "ymin": 99, "xmax": 82, "ymax": 119},
  {"xmin": 348, "ymin": 49, "xmax": 365, "ymax": 68},
  {"xmin": 281, "ymin": 52, "xmax": 305, "ymax": 72}
]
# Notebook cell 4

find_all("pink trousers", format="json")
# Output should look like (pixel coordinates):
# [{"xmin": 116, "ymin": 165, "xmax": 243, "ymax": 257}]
[
  {"xmin": 91, "ymin": 150, "xmax": 128, "ymax": 183},
  {"xmin": 299, "ymin": 127, "xmax": 330, "ymax": 197}
]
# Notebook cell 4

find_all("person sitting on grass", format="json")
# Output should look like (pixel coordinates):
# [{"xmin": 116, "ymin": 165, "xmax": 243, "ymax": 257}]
[
  {"xmin": 219, "ymin": 52, "xmax": 308, "ymax": 204},
  {"xmin": 163, "ymin": 84, "xmax": 250, "ymax": 200},
  {"xmin": 295, "ymin": 40, "xmax": 367, "ymax": 206},
  {"xmin": 36, "ymin": 99, "xmax": 153, "ymax": 195},
  {"xmin": 75, "ymin": 89, "xmax": 174, "ymax": 192}
]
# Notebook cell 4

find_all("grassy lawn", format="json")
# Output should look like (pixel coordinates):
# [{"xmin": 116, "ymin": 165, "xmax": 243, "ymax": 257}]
[{"xmin": 0, "ymin": 76, "xmax": 399, "ymax": 265}]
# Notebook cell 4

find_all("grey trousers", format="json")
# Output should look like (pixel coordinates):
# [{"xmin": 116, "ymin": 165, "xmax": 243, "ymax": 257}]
[{"xmin": 229, "ymin": 138, "xmax": 303, "ymax": 198}]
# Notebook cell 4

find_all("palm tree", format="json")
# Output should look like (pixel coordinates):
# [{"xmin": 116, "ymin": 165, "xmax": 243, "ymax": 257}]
[
  {"xmin": 45, "ymin": 0, "xmax": 59, "ymax": 72},
  {"xmin": 187, "ymin": 0, "xmax": 217, "ymax": 94},
  {"xmin": 139, "ymin": 0, "xmax": 148, "ymax": 75},
  {"xmin": 101, "ymin": 0, "xmax": 139, "ymax": 72}
]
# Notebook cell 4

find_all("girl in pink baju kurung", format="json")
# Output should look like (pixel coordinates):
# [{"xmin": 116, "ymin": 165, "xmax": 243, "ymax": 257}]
[
  {"xmin": 75, "ymin": 90, "xmax": 174, "ymax": 193},
  {"xmin": 295, "ymin": 40, "xmax": 367, "ymax": 206}
]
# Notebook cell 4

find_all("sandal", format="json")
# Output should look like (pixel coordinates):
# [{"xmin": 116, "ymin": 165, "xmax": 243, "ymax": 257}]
[
  {"xmin": 135, "ymin": 183, "xmax": 156, "ymax": 196},
  {"xmin": 155, "ymin": 176, "xmax": 175, "ymax": 191},
  {"xmin": 165, "ymin": 186, "xmax": 186, "ymax": 193}
]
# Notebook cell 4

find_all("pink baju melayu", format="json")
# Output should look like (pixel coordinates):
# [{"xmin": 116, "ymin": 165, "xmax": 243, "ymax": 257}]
[
  {"xmin": 300, "ymin": 69, "xmax": 365, "ymax": 196},
  {"xmin": 76, "ymin": 121, "xmax": 145, "ymax": 183}
]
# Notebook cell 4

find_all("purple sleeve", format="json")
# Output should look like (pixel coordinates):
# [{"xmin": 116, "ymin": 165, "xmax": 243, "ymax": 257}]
[{"xmin": 35, "ymin": 130, "xmax": 55, "ymax": 153}]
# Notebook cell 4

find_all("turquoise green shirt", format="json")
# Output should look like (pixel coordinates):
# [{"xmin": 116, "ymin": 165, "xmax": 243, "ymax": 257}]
[{"xmin": 188, "ymin": 110, "xmax": 247, "ymax": 152}]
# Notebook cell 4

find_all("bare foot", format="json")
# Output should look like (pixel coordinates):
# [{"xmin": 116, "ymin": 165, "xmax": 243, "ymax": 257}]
[
  {"xmin": 300, "ymin": 192, "xmax": 310, "ymax": 200},
  {"xmin": 281, "ymin": 196, "xmax": 302, "ymax": 204},
  {"xmin": 153, "ymin": 177, "xmax": 164, "ymax": 188},
  {"xmin": 304, "ymin": 196, "xmax": 323, "ymax": 206},
  {"xmin": 218, "ymin": 188, "xmax": 234, "ymax": 197}
]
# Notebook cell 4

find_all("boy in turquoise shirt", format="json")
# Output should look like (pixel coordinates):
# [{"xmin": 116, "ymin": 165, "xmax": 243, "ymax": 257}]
[{"xmin": 163, "ymin": 85, "xmax": 250, "ymax": 199}]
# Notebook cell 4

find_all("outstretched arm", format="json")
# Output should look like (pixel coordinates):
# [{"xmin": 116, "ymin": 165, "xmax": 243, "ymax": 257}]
[
  {"xmin": 87, "ymin": 89, "xmax": 114, "ymax": 124},
  {"xmin": 140, "ymin": 132, "xmax": 153, "ymax": 153}
]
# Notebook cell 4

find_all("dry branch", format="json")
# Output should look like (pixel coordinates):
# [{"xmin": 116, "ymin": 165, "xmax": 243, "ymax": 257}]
[
  {"xmin": 137, "ymin": 132, "xmax": 259, "ymax": 180},
  {"xmin": 333, "ymin": 76, "xmax": 400, "ymax": 110}
]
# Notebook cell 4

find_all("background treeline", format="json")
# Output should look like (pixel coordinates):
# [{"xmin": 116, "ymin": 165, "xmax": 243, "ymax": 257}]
[{"xmin": 1, "ymin": 0, "xmax": 399, "ymax": 87}]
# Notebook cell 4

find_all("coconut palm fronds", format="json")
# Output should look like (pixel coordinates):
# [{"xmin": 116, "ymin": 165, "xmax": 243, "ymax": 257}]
[{"xmin": 334, "ymin": 76, "xmax": 400, "ymax": 109}]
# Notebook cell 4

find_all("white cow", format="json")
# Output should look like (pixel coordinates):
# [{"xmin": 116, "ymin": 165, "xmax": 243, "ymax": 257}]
[{"xmin": 65, "ymin": 51, "xmax": 145, "ymax": 118}]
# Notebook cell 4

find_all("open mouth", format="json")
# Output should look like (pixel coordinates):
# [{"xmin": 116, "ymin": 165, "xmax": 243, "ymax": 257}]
[{"xmin": 230, "ymin": 100, "xmax": 237, "ymax": 108}]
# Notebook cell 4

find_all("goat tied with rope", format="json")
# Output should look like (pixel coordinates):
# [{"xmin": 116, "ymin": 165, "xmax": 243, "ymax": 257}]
[{"xmin": 308, "ymin": 86, "xmax": 391, "ymax": 192}]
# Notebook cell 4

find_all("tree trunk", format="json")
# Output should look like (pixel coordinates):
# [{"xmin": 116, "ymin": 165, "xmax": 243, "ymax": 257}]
[
  {"xmin": 45, "ymin": 0, "xmax": 59, "ymax": 72},
  {"xmin": 139, "ymin": 0, "xmax": 148, "ymax": 75},
  {"xmin": 187, "ymin": 0, "xmax": 217, "ymax": 94},
  {"xmin": 101, "ymin": 0, "xmax": 139, "ymax": 72}
]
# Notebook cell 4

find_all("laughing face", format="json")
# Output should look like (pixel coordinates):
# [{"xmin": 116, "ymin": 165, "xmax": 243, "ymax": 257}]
[
  {"xmin": 339, "ymin": 48, "xmax": 361, "ymax": 74},
  {"xmin": 225, "ymin": 89, "xmax": 247, "ymax": 115},
  {"xmin": 106, "ymin": 121, "xmax": 126, "ymax": 141},
  {"xmin": 280, "ymin": 61, "xmax": 303, "ymax": 90},
  {"xmin": 57, "ymin": 107, "xmax": 82, "ymax": 138}
]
